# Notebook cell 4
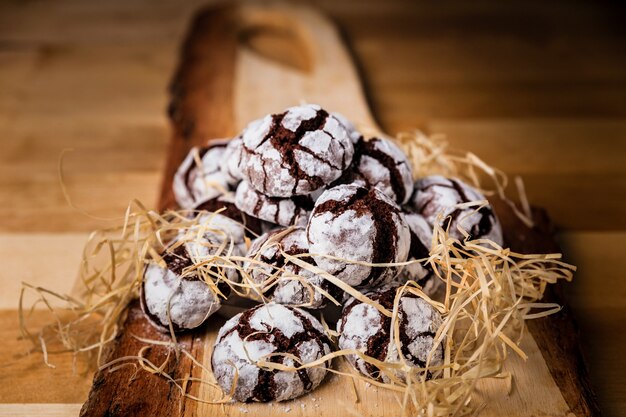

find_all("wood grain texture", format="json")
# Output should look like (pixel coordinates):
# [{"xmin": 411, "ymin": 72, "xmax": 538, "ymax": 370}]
[
  {"xmin": 493, "ymin": 200, "xmax": 602, "ymax": 417},
  {"xmin": 0, "ymin": 404, "xmax": 82, "ymax": 417},
  {"xmin": 78, "ymin": 3, "xmax": 593, "ymax": 416},
  {"xmin": 161, "ymin": 4, "xmax": 239, "ymax": 210},
  {"xmin": 79, "ymin": 302, "xmax": 200, "ymax": 417},
  {"xmin": 1, "ymin": 0, "xmax": 624, "ymax": 416},
  {"xmin": 0, "ymin": 310, "xmax": 93, "ymax": 404},
  {"xmin": 79, "ymin": 6, "xmax": 239, "ymax": 416},
  {"xmin": 0, "ymin": 0, "xmax": 624, "ymax": 232}
]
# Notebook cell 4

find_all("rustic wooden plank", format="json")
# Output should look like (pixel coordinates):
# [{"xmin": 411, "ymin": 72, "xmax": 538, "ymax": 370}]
[
  {"xmin": 475, "ymin": 331, "xmax": 571, "ymax": 416},
  {"xmin": 493, "ymin": 199, "xmax": 602, "ymax": 416},
  {"xmin": 0, "ymin": 310, "xmax": 93, "ymax": 404},
  {"xmin": 79, "ymin": 6, "xmax": 239, "ymax": 417},
  {"xmin": 160, "ymin": 5, "xmax": 239, "ymax": 211},
  {"xmin": 336, "ymin": 2, "xmax": 626, "ymax": 121},
  {"xmin": 0, "ymin": 234, "xmax": 87, "ymax": 309},
  {"xmin": 78, "ymin": 302, "xmax": 202, "ymax": 417},
  {"xmin": 0, "ymin": 404, "xmax": 82, "ymax": 417},
  {"xmin": 561, "ymin": 231, "xmax": 626, "ymax": 417},
  {"xmin": 562, "ymin": 232, "xmax": 626, "ymax": 309},
  {"xmin": 190, "ymin": 327, "xmax": 573, "ymax": 417}
]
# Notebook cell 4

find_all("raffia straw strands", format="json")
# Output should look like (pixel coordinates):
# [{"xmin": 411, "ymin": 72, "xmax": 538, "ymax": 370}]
[
  {"xmin": 395, "ymin": 131, "xmax": 535, "ymax": 228},
  {"xmin": 20, "ymin": 131, "xmax": 575, "ymax": 416}
]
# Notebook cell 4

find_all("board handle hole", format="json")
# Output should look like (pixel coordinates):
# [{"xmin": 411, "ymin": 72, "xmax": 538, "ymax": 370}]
[{"xmin": 238, "ymin": 20, "xmax": 313, "ymax": 73}]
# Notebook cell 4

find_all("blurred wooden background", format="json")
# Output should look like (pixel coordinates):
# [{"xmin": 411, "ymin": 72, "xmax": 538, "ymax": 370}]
[{"xmin": 0, "ymin": 1, "xmax": 624, "ymax": 415}]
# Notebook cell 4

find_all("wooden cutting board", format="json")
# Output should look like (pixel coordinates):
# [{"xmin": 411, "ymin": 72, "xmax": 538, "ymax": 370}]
[{"xmin": 8, "ymin": 3, "xmax": 601, "ymax": 417}]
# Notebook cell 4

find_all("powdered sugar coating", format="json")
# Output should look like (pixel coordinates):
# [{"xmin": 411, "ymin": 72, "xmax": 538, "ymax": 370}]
[
  {"xmin": 410, "ymin": 175, "xmax": 503, "ymax": 245},
  {"xmin": 244, "ymin": 227, "xmax": 335, "ymax": 309},
  {"xmin": 351, "ymin": 137, "xmax": 414, "ymax": 204},
  {"xmin": 141, "ymin": 214, "xmax": 248, "ymax": 331},
  {"xmin": 306, "ymin": 184, "xmax": 410, "ymax": 288},
  {"xmin": 173, "ymin": 140, "xmax": 232, "ymax": 209},
  {"xmin": 211, "ymin": 303, "xmax": 332, "ymax": 402},
  {"xmin": 193, "ymin": 194, "xmax": 264, "ymax": 237},
  {"xmin": 331, "ymin": 112, "xmax": 362, "ymax": 144},
  {"xmin": 235, "ymin": 181, "xmax": 312, "ymax": 227},
  {"xmin": 336, "ymin": 301, "xmax": 383, "ymax": 376},
  {"xmin": 393, "ymin": 212, "xmax": 442, "ymax": 296},
  {"xmin": 240, "ymin": 104, "xmax": 354, "ymax": 197},
  {"xmin": 337, "ymin": 288, "xmax": 444, "ymax": 381},
  {"xmin": 186, "ymin": 212, "xmax": 248, "ymax": 264},
  {"xmin": 219, "ymin": 135, "xmax": 245, "ymax": 184},
  {"xmin": 141, "ymin": 263, "xmax": 221, "ymax": 331}
]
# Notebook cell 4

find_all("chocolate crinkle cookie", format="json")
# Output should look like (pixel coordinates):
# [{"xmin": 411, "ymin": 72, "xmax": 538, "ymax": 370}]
[
  {"xmin": 186, "ymin": 211, "xmax": 248, "ymax": 259},
  {"xmin": 332, "ymin": 111, "xmax": 363, "ymax": 144},
  {"xmin": 240, "ymin": 104, "xmax": 354, "ymax": 197},
  {"xmin": 219, "ymin": 134, "xmax": 245, "ymax": 184},
  {"xmin": 173, "ymin": 139, "xmax": 233, "ymax": 209},
  {"xmin": 410, "ymin": 175, "xmax": 504, "ymax": 245},
  {"xmin": 307, "ymin": 184, "xmax": 411, "ymax": 288},
  {"xmin": 212, "ymin": 303, "xmax": 332, "ymax": 402},
  {"xmin": 194, "ymin": 194, "xmax": 264, "ymax": 237},
  {"xmin": 244, "ymin": 227, "xmax": 340, "ymax": 309},
  {"xmin": 337, "ymin": 287, "xmax": 444, "ymax": 382},
  {"xmin": 140, "ymin": 250, "xmax": 227, "ymax": 332},
  {"xmin": 346, "ymin": 136, "xmax": 414, "ymax": 204},
  {"xmin": 141, "ymin": 213, "xmax": 244, "ymax": 332},
  {"xmin": 235, "ymin": 180, "xmax": 313, "ymax": 227},
  {"xmin": 394, "ymin": 211, "xmax": 442, "ymax": 297}
]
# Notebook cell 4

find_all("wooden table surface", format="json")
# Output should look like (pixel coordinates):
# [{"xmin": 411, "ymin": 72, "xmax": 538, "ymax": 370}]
[{"xmin": 0, "ymin": 1, "xmax": 624, "ymax": 416}]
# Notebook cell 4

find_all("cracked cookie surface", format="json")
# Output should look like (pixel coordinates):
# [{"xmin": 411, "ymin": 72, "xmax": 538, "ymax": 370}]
[
  {"xmin": 173, "ymin": 139, "xmax": 233, "ymax": 208},
  {"xmin": 240, "ymin": 104, "xmax": 354, "ymax": 197},
  {"xmin": 410, "ymin": 175, "xmax": 503, "ymax": 245},
  {"xmin": 348, "ymin": 137, "xmax": 414, "ymax": 204},
  {"xmin": 235, "ymin": 181, "xmax": 313, "ymax": 227},
  {"xmin": 337, "ymin": 287, "xmax": 444, "ymax": 381},
  {"xmin": 244, "ymin": 227, "xmax": 340, "ymax": 309},
  {"xmin": 212, "ymin": 303, "xmax": 332, "ymax": 402},
  {"xmin": 306, "ymin": 184, "xmax": 410, "ymax": 288}
]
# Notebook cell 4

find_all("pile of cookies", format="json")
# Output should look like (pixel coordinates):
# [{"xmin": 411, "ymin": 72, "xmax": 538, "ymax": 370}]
[{"xmin": 141, "ymin": 104, "xmax": 504, "ymax": 402}]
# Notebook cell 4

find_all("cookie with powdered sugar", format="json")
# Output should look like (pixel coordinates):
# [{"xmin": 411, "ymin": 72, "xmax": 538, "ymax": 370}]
[
  {"xmin": 173, "ymin": 139, "xmax": 233, "ymax": 208},
  {"xmin": 244, "ymin": 227, "xmax": 340, "ymax": 309},
  {"xmin": 194, "ymin": 194, "xmax": 263, "ymax": 237},
  {"xmin": 395, "ymin": 212, "xmax": 443, "ymax": 297},
  {"xmin": 306, "ymin": 184, "xmax": 411, "ymax": 288},
  {"xmin": 332, "ymin": 112, "xmax": 363, "ymax": 144},
  {"xmin": 186, "ymin": 211, "xmax": 249, "ymax": 259},
  {"xmin": 337, "ymin": 287, "xmax": 444, "ymax": 382},
  {"xmin": 410, "ymin": 175, "xmax": 503, "ymax": 245},
  {"xmin": 211, "ymin": 303, "xmax": 332, "ymax": 402},
  {"xmin": 219, "ymin": 135, "xmax": 246, "ymax": 184},
  {"xmin": 235, "ymin": 181, "xmax": 313, "ymax": 227},
  {"xmin": 240, "ymin": 104, "xmax": 354, "ymax": 197},
  {"xmin": 348, "ymin": 137, "xmax": 414, "ymax": 204},
  {"xmin": 140, "ymin": 249, "xmax": 221, "ymax": 332},
  {"xmin": 141, "ymin": 212, "xmax": 245, "ymax": 331}
]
